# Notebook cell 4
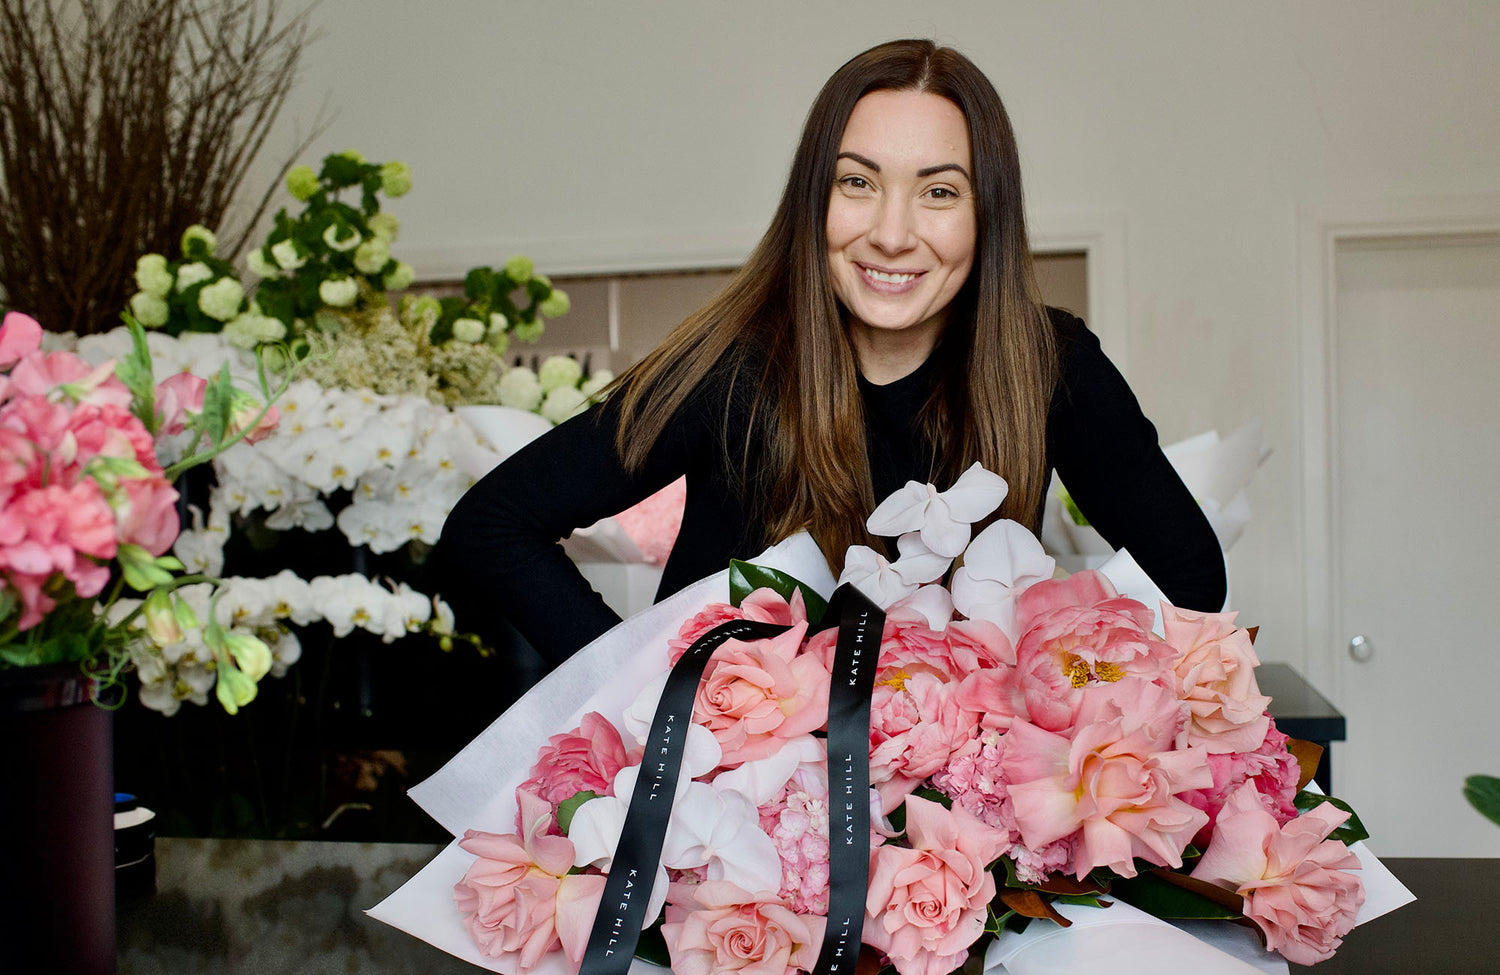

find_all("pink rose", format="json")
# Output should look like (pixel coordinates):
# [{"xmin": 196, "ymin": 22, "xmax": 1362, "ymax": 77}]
[
  {"xmin": 661, "ymin": 880, "xmax": 825, "ymax": 975},
  {"xmin": 1013, "ymin": 589, "xmax": 1177, "ymax": 734},
  {"xmin": 864, "ymin": 795, "xmax": 1009, "ymax": 975},
  {"xmin": 694, "ymin": 621, "xmax": 828, "ymax": 767},
  {"xmin": 669, "ymin": 587, "xmax": 807, "ymax": 665},
  {"xmin": 1162, "ymin": 604, "xmax": 1272, "ymax": 753},
  {"xmin": 453, "ymin": 791, "xmax": 606, "ymax": 972},
  {"xmin": 517, "ymin": 711, "xmax": 633, "ymax": 826},
  {"xmin": 1191, "ymin": 783, "xmax": 1364, "ymax": 965},
  {"xmin": 1002, "ymin": 677, "xmax": 1212, "ymax": 879}
]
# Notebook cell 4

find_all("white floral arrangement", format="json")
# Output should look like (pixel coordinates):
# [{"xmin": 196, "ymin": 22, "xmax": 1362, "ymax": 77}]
[{"xmin": 495, "ymin": 354, "xmax": 614, "ymax": 425}]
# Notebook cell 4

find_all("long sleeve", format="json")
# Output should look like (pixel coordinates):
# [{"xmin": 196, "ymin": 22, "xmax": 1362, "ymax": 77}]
[
  {"xmin": 434, "ymin": 359, "xmax": 764, "ymax": 667},
  {"xmin": 1045, "ymin": 311, "xmax": 1228, "ymax": 612}
]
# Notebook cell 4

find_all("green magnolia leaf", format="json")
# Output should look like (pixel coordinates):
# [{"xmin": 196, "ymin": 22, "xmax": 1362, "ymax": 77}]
[
  {"xmin": 632, "ymin": 924, "xmax": 672, "ymax": 968},
  {"xmin": 727, "ymin": 560, "xmax": 828, "ymax": 626},
  {"xmin": 1057, "ymin": 893, "xmax": 1112, "ymax": 908},
  {"xmin": 555, "ymin": 790, "xmax": 599, "ymax": 834},
  {"xmin": 1464, "ymin": 775, "xmax": 1500, "ymax": 827},
  {"xmin": 1108, "ymin": 872, "xmax": 1242, "ymax": 920},
  {"xmin": 1293, "ymin": 791, "xmax": 1371, "ymax": 845}
]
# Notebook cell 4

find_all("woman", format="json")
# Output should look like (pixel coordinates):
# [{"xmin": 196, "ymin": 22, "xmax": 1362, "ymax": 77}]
[{"xmin": 438, "ymin": 39, "xmax": 1226, "ymax": 666}]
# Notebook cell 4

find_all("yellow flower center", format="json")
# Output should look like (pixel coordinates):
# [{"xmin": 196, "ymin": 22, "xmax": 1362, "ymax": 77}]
[
  {"xmin": 877, "ymin": 668, "xmax": 911, "ymax": 693},
  {"xmin": 1064, "ymin": 652, "xmax": 1125, "ymax": 688}
]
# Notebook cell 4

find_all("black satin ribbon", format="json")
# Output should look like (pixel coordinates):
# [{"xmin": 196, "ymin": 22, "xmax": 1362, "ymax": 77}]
[
  {"xmin": 579, "ymin": 616, "xmax": 790, "ymax": 974},
  {"xmin": 577, "ymin": 584, "xmax": 885, "ymax": 975},
  {"xmin": 808, "ymin": 585, "xmax": 884, "ymax": 975}
]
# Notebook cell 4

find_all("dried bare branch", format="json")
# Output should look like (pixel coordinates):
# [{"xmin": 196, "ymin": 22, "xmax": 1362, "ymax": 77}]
[{"xmin": 0, "ymin": 0, "xmax": 321, "ymax": 334}]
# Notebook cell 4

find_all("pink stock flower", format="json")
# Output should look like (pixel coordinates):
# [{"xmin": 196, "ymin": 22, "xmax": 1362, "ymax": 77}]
[
  {"xmin": 1162, "ymin": 604, "xmax": 1272, "ymax": 754},
  {"xmin": 453, "ymin": 790, "xmax": 606, "ymax": 972},
  {"xmin": 0, "ymin": 311, "xmax": 42, "ymax": 367},
  {"xmin": 517, "ymin": 711, "xmax": 634, "ymax": 826},
  {"xmin": 661, "ymin": 880, "xmax": 825, "ymax": 975},
  {"xmin": 1191, "ymin": 783, "xmax": 1364, "ymax": 965},
  {"xmin": 1013, "ymin": 584, "xmax": 1177, "ymax": 734},
  {"xmin": 863, "ymin": 795, "xmax": 1009, "ymax": 975},
  {"xmin": 668, "ymin": 587, "xmax": 806, "ymax": 665},
  {"xmin": 1180, "ymin": 721, "xmax": 1301, "ymax": 847},
  {"xmin": 1002, "ymin": 677, "xmax": 1212, "ymax": 879},
  {"xmin": 694, "ymin": 621, "xmax": 829, "ymax": 767}
]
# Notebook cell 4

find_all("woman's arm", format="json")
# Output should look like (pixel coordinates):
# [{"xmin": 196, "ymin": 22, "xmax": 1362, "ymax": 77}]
[{"xmin": 1045, "ymin": 311, "xmax": 1228, "ymax": 612}]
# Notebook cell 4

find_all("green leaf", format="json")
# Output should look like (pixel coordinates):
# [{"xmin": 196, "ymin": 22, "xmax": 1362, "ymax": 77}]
[
  {"xmin": 727, "ymin": 560, "xmax": 827, "ymax": 626},
  {"xmin": 1108, "ymin": 872, "xmax": 1242, "ymax": 920},
  {"xmin": 1058, "ymin": 893, "xmax": 1112, "ymax": 908},
  {"xmin": 1293, "ymin": 791, "xmax": 1370, "ymax": 845},
  {"xmin": 1464, "ymin": 775, "xmax": 1500, "ymax": 827},
  {"xmin": 465, "ymin": 266, "xmax": 496, "ymax": 302},
  {"xmin": 201, "ymin": 363, "xmax": 234, "ymax": 443},
  {"xmin": 632, "ymin": 923, "xmax": 672, "ymax": 968},
  {"xmin": 116, "ymin": 315, "xmax": 157, "ymax": 433},
  {"xmin": 555, "ymin": 790, "xmax": 599, "ymax": 834}
]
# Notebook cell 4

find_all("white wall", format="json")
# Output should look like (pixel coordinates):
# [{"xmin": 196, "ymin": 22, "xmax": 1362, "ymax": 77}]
[{"xmin": 240, "ymin": 0, "xmax": 1500, "ymax": 671}]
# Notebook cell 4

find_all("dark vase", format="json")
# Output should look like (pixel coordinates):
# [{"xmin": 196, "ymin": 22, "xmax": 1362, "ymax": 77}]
[{"xmin": 0, "ymin": 663, "xmax": 115, "ymax": 974}]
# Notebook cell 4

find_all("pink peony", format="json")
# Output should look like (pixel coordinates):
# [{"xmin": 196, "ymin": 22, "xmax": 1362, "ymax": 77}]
[
  {"xmin": 1180, "ymin": 721, "xmax": 1301, "ymax": 847},
  {"xmin": 1191, "ymin": 783, "xmax": 1364, "ymax": 965},
  {"xmin": 864, "ymin": 627, "xmax": 971, "ymax": 812},
  {"xmin": 863, "ymin": 795, "xmax": 1010, "ymax": 975},
  {"xmin": 1002, "ymin": 677, "xmax": 1212, "ymax": 879},
  {"xmin": 661, "ymin": 880, "xmax": 825, "ymax": 975},
  {"xmin": 517, "ymin": 711, "xmax": 634, "ymax": 827},
  {"xmin": 1012, "ymin": 569, "xmax": 1119, "ymax": 633},
  {"xmin": 1013, "ymin": 587, "xmax": 1177, "ymax": 734},
  {"xmin": 453, "ymin": 791, "xmax": 606, "ymax": 972},
  {"xmin": 694, "ymin": 621, "xmax": 829, "ymax": 767},
  {"xmin": 1162, "ymin": 604, "xmax": 1272, "ymax": 754}
]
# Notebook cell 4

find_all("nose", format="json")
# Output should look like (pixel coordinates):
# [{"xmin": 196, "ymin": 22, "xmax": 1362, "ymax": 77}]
[{"xmin": 868, "ymin": 195, "xmax": 916, "ymax": 255}]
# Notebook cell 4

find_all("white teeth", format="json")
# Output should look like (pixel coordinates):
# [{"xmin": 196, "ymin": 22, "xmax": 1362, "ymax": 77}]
[{"xmin": 863, "ymin": 268, "xmax": 917, "ymax": 284}]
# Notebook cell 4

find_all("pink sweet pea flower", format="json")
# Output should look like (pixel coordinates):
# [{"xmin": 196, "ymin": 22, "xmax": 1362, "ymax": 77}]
[
  {"xmin": 517, "ymin": 711, "xmax": 634, "ymax": 829},
  {"xmin": 1002, "ymin": 677, "xmax": 1212, "ymax": 879},
  {"xmin": 155, "ymin": 372, "xmax": 208, "ymax": 436},
  {"xmin": 0, "ymin": 311, "xmax": 43, "ymax": 367},
  {"xmin": 1162, "ymin": 604, "xmax": 1272, "ymax": 754},
  {"xmin": 662, "ymin": 880, "xmax": 825, "ymax": 975},
  {"xmin": 1191, "ymin": 783, "xmax": 1364, "ymax": 965},
  {"xmin": 694, "ymin": 621, "xmax": 828, "ymax": 767},
  {"xmin": 863, "ymin": 795, "xmax": 1010, "ymax": 975},
  {"xmin": 0, "ymin": 480, "xmax": 117, "ymax": 628},
  {"xmin": 1012, "ymin": 584, "xmax": 1177, "ymax": 734},
  {"xmin": 228, "ymin": 397, "xmax": 279, "ymax": 444},
  {"xmin": 453, "ymin": 790, "xmax": 606, "ymax": 972}
]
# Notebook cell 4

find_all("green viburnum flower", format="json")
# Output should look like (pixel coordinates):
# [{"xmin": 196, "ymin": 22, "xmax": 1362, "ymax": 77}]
[
  {"xmin": 580, "ymin": 370, "xmax": 615, "ymax": 400},
  {"xmin": 487, "ymin": 312, "xmax": 509, "ymax": 336},
  {"xmin": 323, "ymin": 223, "xmax": 361, "ymax": 252},
  {"xmin": 353, "ymin": 237, "xmax": 391, "ymax": 276},
  {"xmin": 319, "ymin": 277, "xmax": 359, "ymax": 308},
  {"xmin": 504, "ymin": 254, "xmax": 534, "ymax": 283},
  {"xmin": 198, "ymin": 276, "xmax": 245, "ymax": 322},
  {"xmin": 174, "ymin": 261, "xmax": 214, "ymax": 292},
  {"xmin": 538, "ymin": 354, "xmax": 583, "ymax": 393},
  {"xmin": 540, "ymin": 385, "xmax": 589, "ymax": 424},
  {"xmin": 271, "ymin": 239, "xmax": 306, "ymax": 271},
  {"xmin": 497, "ymin": 366, "xmax": 543, "ymax": 411},
  {"xmin": 286, "ymin": 164, "xmax": 319, "ymax": 201},
  {"xmin": 486, "ymin": 330, "xmax": 509, "ymax": 356},
  {"xmin": 135, "ymin": 254, "xmax": 173, "ymax": 297},
  {"xmin": 245, "ymin": 248, "xmax": 280, "ymax": 279},
  {"xmin": 380, "ymin": 160, "xmax": 412, "ymax": 197},
  {"xmin": 384, "ymin": 261, "xmax": 415, "ymax": 292},
  {"xmin": 451, "ymin": 317, "xmax": 485, "ymax": 343},
  {"xmin": 409, "ymin": 294, "xmax": 441, "ymax": 321},
  {"xmin": 539, "ymin": 289, "xmax": 571, "ymax": 319},
  {"xmin": 180, "ymin": 224, "xmax": 217, "ymax": 258},
  {"xmin": 129, "ymin": 291, "xmax": 170, "ymax": 328},
  {"xmin": 512, "ymin": 317, "xmax": 544, "ymax": 343},
  {"xmin": 223, "ymin": 312, "xmax": 287, "ymax": 350},
  {"xmin": 341, "ymin": 149, "xmax": 366, "ymax": 165},
  {"xmin": 368, "ymin": 212, "xmax": 400, "ymax": 242}
]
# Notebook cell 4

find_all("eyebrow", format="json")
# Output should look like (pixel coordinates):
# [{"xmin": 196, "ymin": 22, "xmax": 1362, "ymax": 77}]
[{"xmin": 836, "ymin": 152, "xmax": 971, "ymax": 182}]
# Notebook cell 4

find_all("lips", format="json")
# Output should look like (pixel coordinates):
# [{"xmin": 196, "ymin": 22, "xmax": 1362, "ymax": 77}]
[{"xmin": 857, "ymin": 263, "xmax": 924, "ymax": 295}]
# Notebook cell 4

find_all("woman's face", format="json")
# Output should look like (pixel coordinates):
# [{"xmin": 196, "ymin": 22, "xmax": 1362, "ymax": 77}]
[{"xmin": 826, "ymin": 89, "xmax": 976, "ymax": 375}]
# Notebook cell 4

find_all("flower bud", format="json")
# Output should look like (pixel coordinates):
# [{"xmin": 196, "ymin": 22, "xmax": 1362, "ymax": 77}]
[
  {"xmin": 322, "ymin": 223, "xmax": 361, "ymax": 252},
  {"xmin": 144, "ymin": 589, "xmax": 183, "ymax": 646},
  {"xmin": 129, "ymin": 291, "xmax": 170, "ymax": 328},
  {"xmin": 539, "ymin": 289, "xmax": 571, "ymax": 319},
  {"xmin": 451, "ymin": 317, "xmax": 485, "ymax": 343},
  {"xmin": 503, "ymin": 254, "xmax": 534, "ymax": 283},
  {"xmin": 353, "ymin": 237, "xmax": 390, "ymax": 276},
  {"xmin": 175, "ymin": 261, "xmax": 214, "ymax": 292},
  {"xmin": 319, "ymin": 277, "xmax": 359, "ymax": 308},
  {"xmin": 383, "ymin": 261, "xmax": 415, "ymax": 292},
  {"xmin": 367, "ymin": 212, "xmax": 400, "ymax": 242},
  {"xmin": 286, "ymin": 164, "xmax": 319, "ymax": 201},
  {"xmin": 270, "ymin": 238, "xmax": 306, "ymax": 271},
  {"xmin": 135, "ymin": 254, "xmax": 173, "ymax": 297},
  {"xmin": 380, "ymin": 160, "xmax": 412, "ymax": 197},
  {"xmin": 198, "ymin": 276, "xmax": 245, "ymax": 322},
  {"xmin": 180, "ymin": 224, "xmax": 217, "ymax": 259}
]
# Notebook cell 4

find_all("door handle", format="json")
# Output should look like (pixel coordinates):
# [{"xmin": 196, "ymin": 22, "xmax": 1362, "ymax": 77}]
[{"xmin": 1348, "ymin": 634, "xmax": 1374, "ymax": 662}]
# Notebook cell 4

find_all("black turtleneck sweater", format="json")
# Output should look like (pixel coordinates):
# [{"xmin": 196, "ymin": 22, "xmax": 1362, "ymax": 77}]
[{"xmin": 436, "ymin": 309, "xmax": 1226, "ymax": 666}]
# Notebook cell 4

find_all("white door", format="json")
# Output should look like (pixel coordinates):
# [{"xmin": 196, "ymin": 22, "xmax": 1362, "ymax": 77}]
[{"xmin": 1331, "ymin": 234, "xmax": 1500, "ymax": 856}]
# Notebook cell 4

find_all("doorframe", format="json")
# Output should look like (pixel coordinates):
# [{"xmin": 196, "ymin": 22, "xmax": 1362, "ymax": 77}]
[
  {"xmin": 1297, "ymin": 195, "xmax": 1500, "ymax": 697},
  {"xmin": 1032, "ymin": 212, "xmax": 1130, "ymax": 377}
]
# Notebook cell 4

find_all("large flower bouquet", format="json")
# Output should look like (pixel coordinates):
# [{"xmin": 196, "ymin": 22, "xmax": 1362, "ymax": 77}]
[
  {"xmin": 0, "ymin": 310, "xmax": 289, "ymax": 712},
  {"xmin": 373, "ymin": 467, "xmax": 1411, "ymax": 974}
]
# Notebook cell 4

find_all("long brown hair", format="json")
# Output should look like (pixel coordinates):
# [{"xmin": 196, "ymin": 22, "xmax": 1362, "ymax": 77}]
[{"xmin": 613, "ymin": 39, "xmax": 1057, "ymax": 569}]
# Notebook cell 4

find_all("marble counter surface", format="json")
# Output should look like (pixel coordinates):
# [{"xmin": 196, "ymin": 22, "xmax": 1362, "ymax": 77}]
[{"xmin": 117, "ymin": 837, "xmax": 472, "ymax": 974}]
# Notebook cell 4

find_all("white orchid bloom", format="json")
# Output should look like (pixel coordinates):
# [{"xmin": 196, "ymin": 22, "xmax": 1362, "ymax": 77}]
[
  {"xmin": 265, "ymin": 569, "xmax": 316, "ymax": 625},
  {"xmin": 888, "ymin": 583, "xmax": 956, "ymax": 631},
  {"xmin": 889, "ymin": 530, "xmax": 953, "ymax": 584},
  {"xmin": 950, "ymin": 519, "xmax": 1056, "ymax": 641},
  {"xmin": 837, "ymin": 545, "xmax": 917, "ymax": 608},
  {"xmin": 711, "ymin": 734, "xmax": 826, "ymax": 806},
  {"xmin": 263, "ymin": 497, "xmax": 335, "ymax": 533},
  {"xmin": 660, "ymin": 783, "xmax": 782, "ymax": 893},
  {"xmin": 866, "ymin": 463, "xmax": 1009, "ymax": 557},
  {"xmin": 622, "ymin": 673, "xmax": 724, "ymax": 776}
]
